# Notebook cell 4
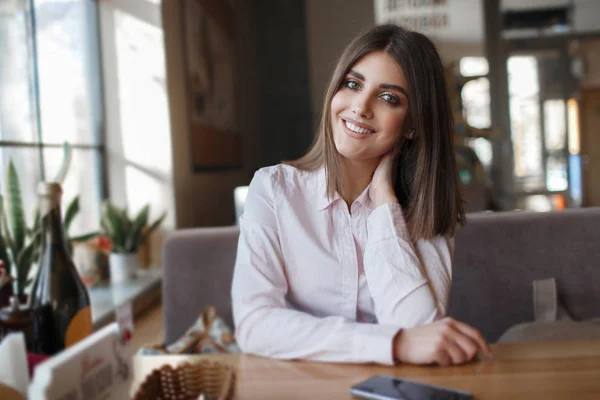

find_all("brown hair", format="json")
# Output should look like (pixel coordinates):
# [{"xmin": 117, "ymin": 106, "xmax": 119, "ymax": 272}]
[{"xmin": 287, "ymin": 24, "xmax": 465, "ymax": 239}]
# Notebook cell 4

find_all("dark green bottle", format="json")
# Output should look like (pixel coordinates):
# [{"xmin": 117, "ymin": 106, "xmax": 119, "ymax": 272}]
[{"xmin": 29, "ymin": 182, "xmax": 92, "ymax": 355}]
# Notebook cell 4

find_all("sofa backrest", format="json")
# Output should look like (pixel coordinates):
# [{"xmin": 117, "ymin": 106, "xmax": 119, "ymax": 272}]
[
  {"xmin": 163, "ymin": 208, "xmax": 600, "ymax": 344},
  {"xmin": 449, "ymin": 207, "xmax": 600, "ymax": 341}
]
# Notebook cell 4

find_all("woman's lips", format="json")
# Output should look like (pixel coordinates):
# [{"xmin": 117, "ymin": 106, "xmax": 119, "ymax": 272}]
[
  {"xmin": 340, "ymin": 118, "xmax": 376, "ymax": 140},
  {"xmin": 342, "ymin": 117, "xmax": 375, "ymax": 132}
]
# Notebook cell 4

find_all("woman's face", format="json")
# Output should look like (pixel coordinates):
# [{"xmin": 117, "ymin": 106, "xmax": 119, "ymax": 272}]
[{"xmin": 330, "ymin": 51, "xmax": 409, "ymax": 163}]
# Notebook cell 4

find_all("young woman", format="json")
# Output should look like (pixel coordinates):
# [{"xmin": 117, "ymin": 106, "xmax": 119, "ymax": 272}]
[{"xmin": 231, "ymin": 24, "xmax": 492, "ymax": 366}]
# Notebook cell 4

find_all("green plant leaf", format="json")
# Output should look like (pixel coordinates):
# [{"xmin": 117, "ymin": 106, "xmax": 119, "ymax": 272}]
[
  {"xmin": 100, "ymin": 217, "xmax": 112, "ymax": 237},
  {"xmin": 69, "ymin": 231, "xmax": 100, "ymax": 243},
  {"xmin": 53, "ymin": 141, "xmax": 72, "ymax": 183},
  {"xmin": 28, "ymin": 206, "xmax": 40, "ymax": 237},
  {"xmin": 0, "ymin": 196, "xmax": 10, "ymax": 277},
  {"xmin": 31, "ymin": 227, "xmax": 42, "ymax": 255},
  {"xmin": 7, "ymin": 159, "xmax": 26, "ymax": 253},
  {"xmin": 15, "ymin": 233, "xmax": 39, "ymax": 296},
  {"xmin": 64, "ymin": 196, "xmax": 80, "ymax": 234},
  {"xmin": 120, "ymin": 206, "xmax": 132, "ymax": 241},
  {"xmin": 147, "ymin": 211, "xmax": 167, "ymax": 235},
  {"xmin": 2, "ymin": 208, "xmax": 16, "ymax": 264},
  {"xmin": 32, "ymin": 248, "xmax": 40, "ymax": 266},
  {"xmin": 126, "ymin": 205, "xmax": 149, "ymax": 252},
  {"xmin": 103, "ymin": 202, "xmax": 125, "ymax": 249},
  {"xmin": 139, "ymin": 210, "xmax": 167, "ymax": 248}
]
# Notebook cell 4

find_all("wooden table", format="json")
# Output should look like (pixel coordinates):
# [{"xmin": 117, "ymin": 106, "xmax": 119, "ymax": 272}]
[{"xmin": 133, "ymin": 339, "xmax": 600, "ymax": 399}]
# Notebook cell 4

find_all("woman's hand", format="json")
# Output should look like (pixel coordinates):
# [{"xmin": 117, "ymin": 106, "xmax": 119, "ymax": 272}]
[
  {"xmin": 393, "ymin": 317, "xmax": 493, "ymax": 366},
  {"xmin": 369, "ymin": 149, "xmax": 400, "ymax": 208}
]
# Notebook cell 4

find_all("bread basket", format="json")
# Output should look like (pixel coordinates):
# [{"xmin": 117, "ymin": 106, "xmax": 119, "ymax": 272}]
[{"xmin": 133, "ymin": 360, "xmax": 235, "ymax": 400}]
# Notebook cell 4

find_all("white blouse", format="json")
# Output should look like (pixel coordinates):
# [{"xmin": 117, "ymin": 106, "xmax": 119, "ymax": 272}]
[{"xmin": 231, "ymin": 164, "xmax": 454, "ymax": 364}]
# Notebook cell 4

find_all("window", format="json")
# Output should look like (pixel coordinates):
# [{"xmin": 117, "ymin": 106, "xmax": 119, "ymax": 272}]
[
  {"xmin": 457, "ymin": 56, "xmax": 492, "ymax": 172},
  {"xmin": 459, "ymin": 57, "xmax": 489, "ymax": 77},
  {"xmin": 0, "ymin": 0, "xmax": 104, "ymax": 235},
  {"xmin": 461, "ymin": 77, "xmax": 491, "ymax": 130},
  {"xmin": 508, "ymin": 55, "xmax": 544, "ymax": 191},
  {"xmin": 543, "ymin": 99, "xmax": 568, "ymax": 192}
]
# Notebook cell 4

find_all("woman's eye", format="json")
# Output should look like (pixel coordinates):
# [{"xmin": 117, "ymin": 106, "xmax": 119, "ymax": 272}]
[
  {"xmin": 345, "ymin": 79, "xmax": 360, "ymax": 90},
  {"xmin": 380, "ymin": 92, "xmax": 400, "ymax": 105}
]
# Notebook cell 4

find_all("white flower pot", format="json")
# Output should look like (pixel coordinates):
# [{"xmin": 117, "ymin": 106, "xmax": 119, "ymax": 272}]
[{"xmin": 109, "ymin": 253, "xmax": 139, "ymax": 283}]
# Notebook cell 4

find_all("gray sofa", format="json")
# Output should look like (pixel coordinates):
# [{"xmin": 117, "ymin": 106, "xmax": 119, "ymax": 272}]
[{"xmin": 162, "ymin": 208, "xmax": 600, "ymax": 345}]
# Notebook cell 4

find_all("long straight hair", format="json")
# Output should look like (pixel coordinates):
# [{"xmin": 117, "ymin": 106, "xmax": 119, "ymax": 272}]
[{"xmin": 287, "ymin": 24, "xmax": 465, "ymax": 239}]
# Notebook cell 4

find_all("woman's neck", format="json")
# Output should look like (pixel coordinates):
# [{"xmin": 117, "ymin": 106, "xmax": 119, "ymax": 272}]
[{"xmin": 339, "ymin": 156, "xmax": 380, "ymax": 207}]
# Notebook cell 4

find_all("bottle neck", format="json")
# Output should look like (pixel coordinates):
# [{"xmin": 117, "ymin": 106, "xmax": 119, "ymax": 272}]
[{"xmin": 39, "ymin": 194, "xmax": 68, "ymax": 249}]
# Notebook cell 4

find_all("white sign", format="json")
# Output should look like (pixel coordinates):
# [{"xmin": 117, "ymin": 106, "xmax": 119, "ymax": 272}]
[
  {"xmin": 374, "ymin": 0, "xmax": 600, "ymax": 43},
  {"xmin": 374, "ymin": 0, "xmax": 483, "ymax": 42},
  {"xmin": 115, "ymin": 301, "xmax": 134, "ymax": 336},
  {"xmin": 28, "ymin": 323, "xmax": 132, "ymax": 400},
  {"xmin": 0, "ymin": 333, "xmax": 29, "ymax": 396}
]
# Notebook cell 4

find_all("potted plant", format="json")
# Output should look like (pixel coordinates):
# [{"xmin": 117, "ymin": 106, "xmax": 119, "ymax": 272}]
[
  {"xmin": 100, "ymin": 202, "xmax": 166, "ymax": 283},
  {"xmin": 0, "ymin": 143, "xmax": 99, "ymax": 303}
]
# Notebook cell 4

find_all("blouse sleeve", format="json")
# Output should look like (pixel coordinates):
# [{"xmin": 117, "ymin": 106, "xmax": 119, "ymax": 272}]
[
  {"xmin": 363, "ymin": 202, "xmax": 454, "ymax": 327},
  {"xmin": 231, "ymin": 169, "xmax": 401, "ymax": 364}
]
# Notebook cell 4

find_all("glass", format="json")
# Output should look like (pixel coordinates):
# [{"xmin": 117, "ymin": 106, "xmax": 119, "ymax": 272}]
[
  {"xmin": 567, "ymin": 98, "xmax": 580, "ymax": 155},
  {"xmin": 0, "ymin": 1, "xmax": 103, "ymax": 237},
  {"xmin": 508, "ymin": 55, "xmax": 544, "ymax": 191},
  {"xmin": 114, "ymin": 9, "xmax": 170, "ymax": 170},
  {"xmin": 543, "ymin": 99, "xmax": 566, "ymax": 152},
  {"xmin": 546, "ymin": 155, "xmax": 568, "ymax": 192},
  {"xmin": 460, "ymin": 57, "xmax": 489, "ymax": 77},
  {"xmin": 466, "ymin": 137, "xmax": 493, "ymax": 171},
  {"xmin": 0, "ymin": 147, "xmax": 43, "ymax": 226},
  {"xmin": 34, "ymin": 0, "xmax": 99, "ymax": 145},
  {"xmin": 517, "ymin": 195, "xmax": 553, "ymax": 212},
  {"xmin": 543, "ymin": 99, "xmax": 568, "ymax": 192},
  {"xmin": 43, "ymin": 148, "xmax": 102, "ymax": 236},
  {"xmin": 0, "ymin": 4, "xmax": 38, "ymax": 142},
  {"xmin": 461, "ymin": 77, "xmax": 491, "ymax": 129}
]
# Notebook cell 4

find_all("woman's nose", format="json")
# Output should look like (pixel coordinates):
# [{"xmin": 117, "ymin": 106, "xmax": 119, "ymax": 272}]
[{"xmin": 351, "ymin": 94, "xmax": 373, "ymax": 119}]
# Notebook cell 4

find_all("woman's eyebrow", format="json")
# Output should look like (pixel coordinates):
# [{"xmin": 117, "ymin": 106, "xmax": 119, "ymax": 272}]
[{"xmin": 348, "ymin": 70, "xmax": 408, "ymax": 98}]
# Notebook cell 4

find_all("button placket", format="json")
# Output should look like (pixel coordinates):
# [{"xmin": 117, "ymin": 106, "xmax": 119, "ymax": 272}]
[
  {"xmin": 336, "ymin": 205, "xmax": 352, "ymax": 319},
  {"xmin": 347, "ymin": 204, "xmax": 361, "ymax": 319}
]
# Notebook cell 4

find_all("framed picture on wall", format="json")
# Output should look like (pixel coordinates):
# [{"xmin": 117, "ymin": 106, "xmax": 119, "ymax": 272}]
[{"xmin": 182, "ymin": 0, "xmax": 242, "ymax": 171}]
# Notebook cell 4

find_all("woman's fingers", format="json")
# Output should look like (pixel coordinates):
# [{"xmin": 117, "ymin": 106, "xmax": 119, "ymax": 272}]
[
  {"xmin": 447, "ymin": 329, "xmax": 480, "ymax": 363},
  {"xmin": 450, "ymin": 319, "xmax": 493, "ymax": 358},
  {"xmin": 442, "ymin": 335, "xmax": 469, "ymax": 365},
  {"xmin": 435, "ymin": 348, "xmax": 452, "ymax": 367}
]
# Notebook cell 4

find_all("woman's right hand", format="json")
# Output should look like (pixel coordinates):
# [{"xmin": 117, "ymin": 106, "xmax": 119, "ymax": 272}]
[{"xmin": 393, "ymin": 317, "xmax": 493, "ymax": 366}]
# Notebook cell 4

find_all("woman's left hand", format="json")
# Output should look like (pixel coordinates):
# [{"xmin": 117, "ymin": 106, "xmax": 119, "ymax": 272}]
[{"xmin": 369, "ymin": 149, "xmax": 399, "ymax": 208}]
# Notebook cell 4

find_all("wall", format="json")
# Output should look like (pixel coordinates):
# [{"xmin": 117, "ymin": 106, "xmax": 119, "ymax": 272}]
[
  {"xmin": 98, "ymin": 0, "xmax": 176, "ymax": 263},
  {"xmin": 435, "ymin": 41, "xmax": 485, "ymax": 66},
  {"xmin": 305, "ymin": 0, "xmax": 375, "ymax": 122},
  {"xmin": 577, "ymin": 40, "xmax": 600, "ymax": 88},
  {"xmin": 254, "ymin": 0, "xmax": 313, "ymax": 166},
  {"xmin": 162, "ymin": 0, "xmax": 260, "ymax": 228}
]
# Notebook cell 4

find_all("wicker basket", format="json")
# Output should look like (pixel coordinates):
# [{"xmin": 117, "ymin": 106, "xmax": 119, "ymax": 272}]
[{"xmin": 133, "ymin": 360, "xmax": 235, "ymax": 400}]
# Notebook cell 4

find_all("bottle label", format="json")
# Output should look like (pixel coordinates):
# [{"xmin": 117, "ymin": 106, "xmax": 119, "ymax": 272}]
[{"xmin": 65, "ymin": 306, "xmax": 93, "ymax": 347}]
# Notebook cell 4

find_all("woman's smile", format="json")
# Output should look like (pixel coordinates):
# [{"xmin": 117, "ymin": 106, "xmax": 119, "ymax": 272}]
[{"xmin": 341, "ymin": 117, "xmax": 376, "ymax": 139}]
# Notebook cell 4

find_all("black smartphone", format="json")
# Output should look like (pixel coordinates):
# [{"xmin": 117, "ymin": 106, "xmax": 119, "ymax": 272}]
[{"xmin": 350, "ymin": 375, "xmax": 473, "ymax": 400}]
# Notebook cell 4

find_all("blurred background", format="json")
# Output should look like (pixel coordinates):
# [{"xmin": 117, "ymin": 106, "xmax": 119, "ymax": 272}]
[{"xmin": 1, "ymin": 0, "xmax": 599, "ymax": 246}]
